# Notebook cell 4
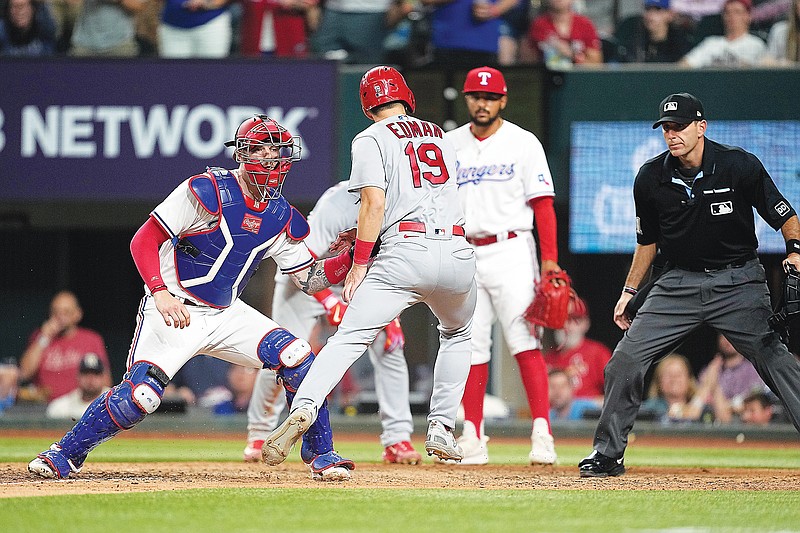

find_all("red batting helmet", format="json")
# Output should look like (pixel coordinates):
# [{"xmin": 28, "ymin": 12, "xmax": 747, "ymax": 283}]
[
  {"xmin": 359, "ymin": 66, "xmax": 416, "ymax": 118},
  {"xmin": 225, "ymin": 115, "xmax": 301, "ymax": 201}
]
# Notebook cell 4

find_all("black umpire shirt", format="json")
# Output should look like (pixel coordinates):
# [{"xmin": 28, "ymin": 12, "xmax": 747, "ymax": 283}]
[{"xmin": 634, "ymin": 138, "xmax": 795, "ymax": 271}]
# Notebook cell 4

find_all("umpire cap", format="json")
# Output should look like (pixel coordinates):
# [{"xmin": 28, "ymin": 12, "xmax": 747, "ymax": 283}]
[{"xmin": 652, "ymin": 93, "xmax": 705, "ymax": 129}]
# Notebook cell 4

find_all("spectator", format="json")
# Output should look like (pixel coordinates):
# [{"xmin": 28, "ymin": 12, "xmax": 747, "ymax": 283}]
[
  {"xmin": 238, "ymin": 0, "xmax": 318, "ymax": 58},
  {"xmin": 45, "ymin": 353, "xmax": 111, "ymax": 419},
  {"xmin": 498, "ymin": 0, "xmax": 529, "ymax": 65},
  {"xmin": 69, "ymin": 0, "xmax": 145, "ymax": 56},
  {"xmin": 765, "ymin": 0, "xmax": 800, "ymax": 63},
  {"xmin": 679, "ymin": 0, "xmax": 767, "ymax": 67},
  {"xmin": 213, "ymin": 365, "xmax": 258, "ymax": 415},
  {"xmin": 46, "ymin": 0, "xmax": 81, "ymax": 54},
  {"xmin": 163, "ymin": 354, "xmax": 233, "ymax": 408},
  {"xmin": 159, "ymin": 0, "xmax": 232, "ymax": 58},
  {"xmin": 641, "ymin": 353, "xmax": 710, "ymax": 423},
  {"xmin": 577, "ymin": 0, "xmax": 643, "ymax": 38},
  {"xmin": 740, "ymin": 390, "xmax": 775, "ymax": 425},
  {"xmin": 527, "ymin": 0, "xmax": 602, "ymax": 68},
  {"xmin": 0, "ymin": 0, "xmax": 57, "ymax": 56},
  {"xmin": 310, "ymin": 0, "xmax": 393, "ymax": 63},
  {"xmin": 544, "ymin": 297, "xmax": 611, "ymax": 402},
  {"xmin": 616, "ymin": 0, "xmax": 694, "ymax": 62},
  {"xmin": 548, "ymin": 368, "xmax": 597, "ymax": 421},
  {"xmin": 134, "ymin": 0, "xmax": 162, "ymax": 56},
  {"xmin": 422, "ymin": 0, "xmax": 520, "ymax": 69},
  {"xmin": 0, "ymin": 358, "xmax": 20, "ymax": 415},
  {"xmin": 18, "ymin": 291, "xmax": 111, "ymax": 403},
  {"xmin": 670, "ymin": 0, "xmax": 727, "ymax": 21},
  {"xmin": 695, "ymin": 333, "xmax": 768, "ymax": 423}
]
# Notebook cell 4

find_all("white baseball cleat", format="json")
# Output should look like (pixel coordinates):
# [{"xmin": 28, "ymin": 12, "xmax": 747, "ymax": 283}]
[
  {"xmin": 311, "ymin": 466, "xmax": 351, "ymax": 482},
  {"xmin": 529, "ymin": 417, "xmax": 557, "ymax": 465},
  {"xmin": 27, "ymin": 457, "xmax": 59, "ymax": 479},
  {"xmin": 262, "ymin": 408, "xmax": 313, "ymax": 466},
  {"xmin": 456, "ymin": 420, "xmax": 489, "ymax": 465},
  {"xmin": 425, "ymin": 420, "xmax": 463, "ymax": 462}
]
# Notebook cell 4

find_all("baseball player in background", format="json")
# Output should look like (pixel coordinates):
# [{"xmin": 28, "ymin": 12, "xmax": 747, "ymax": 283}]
[
  {"xmin": 261, "ymin": 65, "xmax": 478, "ymax": 468},
  {"xmin": 28, "ymin": 114, "xmax": 360, "ymax": 482},
  {"xmin": 243, "ymin": 181, "xmax": 422, "ymax": 465},
  {"xmin": 445, "ymin": 66, "xmax": 561, "ymax": 465}
]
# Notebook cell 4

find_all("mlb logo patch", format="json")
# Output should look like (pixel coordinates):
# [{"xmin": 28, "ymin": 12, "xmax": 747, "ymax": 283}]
[
  {"xmin": 710, "ymin": 201, "xmax": 733, "ymax": 216},
  {"xmin": 242, "ymin": 213, "xmax": 262, "ymax": 234},
  {"xmin": 664, "ymin": 102, "xmax": 678, "ymax": 112},
  {"xmin": 775, "ymin": 201, "xmax": 790, "ymax": 217}
]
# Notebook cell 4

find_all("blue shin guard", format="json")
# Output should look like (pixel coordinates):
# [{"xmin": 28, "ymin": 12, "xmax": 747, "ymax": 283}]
[{"xmin": 49, "ymin": 363, "xmax": 167, "ymax": 473}]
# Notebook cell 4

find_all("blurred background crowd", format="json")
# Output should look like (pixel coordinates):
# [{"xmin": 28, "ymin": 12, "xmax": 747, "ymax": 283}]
[{"xmin": 1, "ymin": 0, "xmax": 798, "ymax": 67}]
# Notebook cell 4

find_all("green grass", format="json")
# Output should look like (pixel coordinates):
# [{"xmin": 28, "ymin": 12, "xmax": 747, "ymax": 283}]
[
  {"xmin": 4, "ymin": 435, "xmax": 800, "ymax": 532},
  {"xmin": 4, "ymin": 436, "xmax": 800, "ymax": 469},
  {"xmin": 2, "ymin": 488, "xmax": 800, "ymax": 533}
]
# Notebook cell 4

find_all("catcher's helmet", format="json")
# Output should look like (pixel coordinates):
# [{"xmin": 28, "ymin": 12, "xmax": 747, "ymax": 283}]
[
  {"xmin": 359, "ymin": 66, "xmax": 416, "ymax": 118},
  {"xmin": 225, "ymin": 115, "xmax": 301, "ymax": 201}
]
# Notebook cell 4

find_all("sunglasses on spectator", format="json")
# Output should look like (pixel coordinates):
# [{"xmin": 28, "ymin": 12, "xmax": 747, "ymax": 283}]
[{"xmin": 661, "ymin": 122, "xmax": 693, "ymax": 132}]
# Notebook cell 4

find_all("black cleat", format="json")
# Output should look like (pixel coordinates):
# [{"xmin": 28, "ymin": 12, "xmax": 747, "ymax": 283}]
[{"xmin": 578, "ymin": 450, "xmax": 625, "ymax": 478}]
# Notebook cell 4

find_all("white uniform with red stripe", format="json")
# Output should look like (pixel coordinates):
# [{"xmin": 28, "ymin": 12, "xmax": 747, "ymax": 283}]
[
  {"xmin": 447, "ymin": 119, "xmax": 555, "ymax": 364},
  {"xmin": 246, "ymin": 182, "xmax": 417, "ymax": 447},
  {"xmin": 289, "ymin": 114, "xmax": 478, "ymax": 428},
  {"xmin": 128, "ymin": 177, "xmax": 314, "ymax": 379}
]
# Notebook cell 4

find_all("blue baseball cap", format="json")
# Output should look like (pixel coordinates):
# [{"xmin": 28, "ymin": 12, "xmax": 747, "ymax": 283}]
[{"xmin": 645, "ymin": 0, "xmax": 670, "ymax": 8}]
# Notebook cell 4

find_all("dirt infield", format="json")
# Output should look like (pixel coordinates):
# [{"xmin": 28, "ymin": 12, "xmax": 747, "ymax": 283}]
[
  {"xmin": 4, "ymin": 434, "xmax": 797, "ymax": 498},
  {"xmin": 3, "ymin": 461, "xmax": 798, "ymax": 498}
]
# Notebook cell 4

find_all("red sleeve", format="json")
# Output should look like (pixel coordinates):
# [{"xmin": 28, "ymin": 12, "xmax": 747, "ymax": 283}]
[
  {"xmin": 576, "ymin": 15, "xmax": 601, "ymax": 51},
  {"xmin": 130, "ymin": 216, "xmax": 170, "ymax": 292},
  {"xmin": 528, "ymin": 196, "xmax": 558, "ymax": 263}
]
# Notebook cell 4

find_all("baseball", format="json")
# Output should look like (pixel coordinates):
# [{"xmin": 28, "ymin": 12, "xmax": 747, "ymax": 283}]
[{"xmin": 736, "ymin": 433, "xmax": 745, "ymax": 444}]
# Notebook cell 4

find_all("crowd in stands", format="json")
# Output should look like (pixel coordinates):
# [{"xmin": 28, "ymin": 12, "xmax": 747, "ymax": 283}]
[{"xmin": 1, "ymin": 0, "xmax": 798, "ymax": 66}]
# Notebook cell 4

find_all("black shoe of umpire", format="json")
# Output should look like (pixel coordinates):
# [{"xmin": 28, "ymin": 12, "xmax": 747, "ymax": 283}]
[{"xmin": 578, "ymin": 450, "xmax": 625, "ymax": 478}]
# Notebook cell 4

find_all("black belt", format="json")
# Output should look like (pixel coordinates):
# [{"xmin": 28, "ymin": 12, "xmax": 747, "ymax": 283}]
[{"xmin": 676, "ymin": 253, "xmax": 756, "ymax": 273}]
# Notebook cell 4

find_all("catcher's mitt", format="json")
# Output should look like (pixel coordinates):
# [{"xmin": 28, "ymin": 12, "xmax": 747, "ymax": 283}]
[
  {"xmin": 523, "ymin": 270, "xmax": 577, "ymax": 334},
  {"xmin": 768, "ymin": 264, "xmax": 800, "ymax": 345}
]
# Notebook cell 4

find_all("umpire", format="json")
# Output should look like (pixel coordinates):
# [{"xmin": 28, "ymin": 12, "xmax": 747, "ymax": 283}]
[{"xmin": 579, "ymin": 92, "xmax": 800, "ymax": 478}]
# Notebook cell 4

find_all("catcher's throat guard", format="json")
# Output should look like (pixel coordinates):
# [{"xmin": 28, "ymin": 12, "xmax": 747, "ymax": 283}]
[{"xmin": 769, "ymin": 264, "xmax": 800, "ymax": 345}]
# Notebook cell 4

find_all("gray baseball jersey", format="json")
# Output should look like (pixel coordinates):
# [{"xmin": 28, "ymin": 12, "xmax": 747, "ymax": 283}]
[
  {"xmin": 290, "ymin": 113, "xmax": 478, "ymax": 429},
  {"xmin": 247, "ymin": 182, "xmax": 415, "ymax": 447}
]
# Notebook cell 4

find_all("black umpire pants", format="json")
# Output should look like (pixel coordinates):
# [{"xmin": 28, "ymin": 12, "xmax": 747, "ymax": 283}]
[{"xmin": 593, "ymin": 259, "xmax": 800, "ymax": 459}]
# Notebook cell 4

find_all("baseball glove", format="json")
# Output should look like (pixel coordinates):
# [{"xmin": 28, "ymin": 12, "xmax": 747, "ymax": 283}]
[
  {"xmin": 523, "ymin": 270, "xmax": 576, "ymax": 334},
  {"xmin": 768, "ymin": 264, "xmax": 800, "ymax": 345}
]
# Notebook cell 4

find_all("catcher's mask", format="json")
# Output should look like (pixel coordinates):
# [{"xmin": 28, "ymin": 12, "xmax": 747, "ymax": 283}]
[
  {"xmin": 768, "ymin": 264, "xmax": 800, "ymax": 345},
  {"xmin": 225, "ymin": 115, "xmax": 301, "ymax": 202},
  {"xmin": 359, "ymin": 66, "xmax": 416, "ymax": 119}
]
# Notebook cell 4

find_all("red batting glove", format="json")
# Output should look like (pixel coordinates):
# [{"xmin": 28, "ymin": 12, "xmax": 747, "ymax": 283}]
[
  {"xmin": 383, "ymin": 317, "xmax": 405, "ymax": 353},
  {"xmin": 314, "ymin": 288, "xmax": 347, "ymax": 326}
]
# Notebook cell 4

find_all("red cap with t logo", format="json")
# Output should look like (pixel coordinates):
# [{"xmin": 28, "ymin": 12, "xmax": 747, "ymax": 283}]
[{"xmin": 462, "ymin": 66, "xmax": 507, "ymax": 95}]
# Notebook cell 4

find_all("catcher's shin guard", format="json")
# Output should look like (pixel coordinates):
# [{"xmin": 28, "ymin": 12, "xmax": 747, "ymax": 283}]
[{"xmin": 55, "ymin": 362, "xmax": 168, "ymax": 468}]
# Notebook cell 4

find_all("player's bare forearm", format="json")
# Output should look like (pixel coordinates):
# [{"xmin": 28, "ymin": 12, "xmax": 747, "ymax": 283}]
[
  {"xmin": 624, "ymin": 243, "xmax": 658, "ymax": 289},
  {"xmin": 289, "ymin": 260, "xmax": 333, "ymax": 295},
  {"xmin": 356, "ymin": 186, "xmax": 385, "ymax": 243}
]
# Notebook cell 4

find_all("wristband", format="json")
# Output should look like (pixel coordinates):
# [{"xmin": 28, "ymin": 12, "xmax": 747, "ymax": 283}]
[
  {"xmin": 353, "ymin": 238, "xmax": 376, "ymax": 266},
  {"xmin": 323, "ymin": 250, "xmax": 353, "ymax": 284},
  {"xmin": 151, "ymin": 284, "xmax": 168, "ymax": 294},
  {"xmin": 787, "ymin": 239, "xmax": 800, "ymax": 256},
  {"xmin": 622, "ymin": 286, "xmax": 638, "ymax": 296},
  {"xmin": 313, "ymin": 288, "xmax": 337, "ymax": 309}
]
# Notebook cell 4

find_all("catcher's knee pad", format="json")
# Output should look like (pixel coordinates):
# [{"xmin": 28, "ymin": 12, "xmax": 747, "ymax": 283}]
[
  {"xmin": 107, "ymin": 362, "xmax": 169, "ymax": 429},
  {"xmin": 56, "ymin": 362, "xmax": 168, "ymax": 463},
  {"xmin": 257, "ymin": 328, "xmax": 313, "ymax": 375}
]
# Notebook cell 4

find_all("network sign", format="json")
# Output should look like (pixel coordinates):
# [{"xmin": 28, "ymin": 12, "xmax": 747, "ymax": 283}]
[
  {"xmin": 570, "ymin": 121, "xmax": 800, "ymax": 254},
  {"xmin": 0, "ymin": 59, "xmax": 338, "ymax": 203}
]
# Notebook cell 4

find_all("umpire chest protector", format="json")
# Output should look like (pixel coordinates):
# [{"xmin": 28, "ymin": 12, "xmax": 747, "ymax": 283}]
[{"xmin": 175, "ymin": 168, "xmax": 308, "ymax": 308}]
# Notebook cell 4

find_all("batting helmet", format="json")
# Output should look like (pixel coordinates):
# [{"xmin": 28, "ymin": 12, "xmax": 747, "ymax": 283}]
[
  {"xmin": 359, "ymin": 66, "xmax": 416, "ymax": 118},
  {"xmin": 225, "ymin": 115, "xmax": 301, "ymax": 201}
]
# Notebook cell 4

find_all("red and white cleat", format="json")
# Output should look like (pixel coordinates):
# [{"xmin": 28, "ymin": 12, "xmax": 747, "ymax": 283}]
[
  {"xmin": 243, "ymin": 440, "xmax": 265, "ymax": 462},
  {"xmin": 382, "ymin": 441, "xmax": 422, "ymax": 465}
]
